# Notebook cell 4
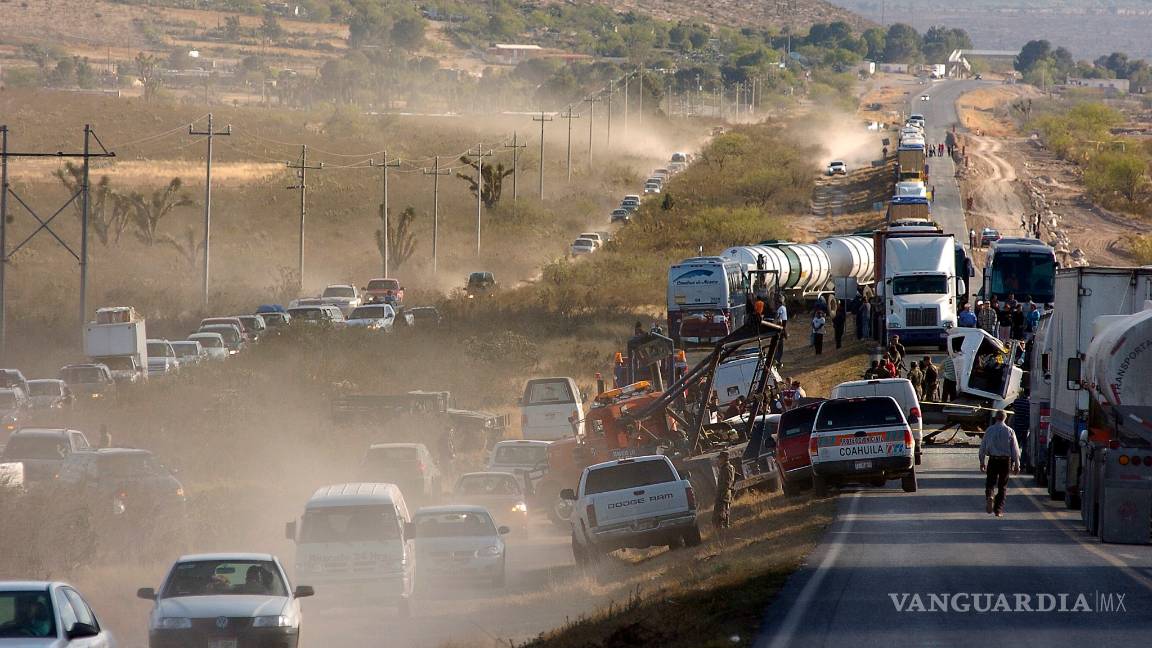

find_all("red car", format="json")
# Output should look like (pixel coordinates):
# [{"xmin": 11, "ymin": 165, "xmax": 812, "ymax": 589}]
[
  {"xmin": 364, "ymin": 277, "xmax": 404, "ymax": 304},
  {"xmin": 775, "ymin": 401, "xmax": 823, "ymax": 495}
]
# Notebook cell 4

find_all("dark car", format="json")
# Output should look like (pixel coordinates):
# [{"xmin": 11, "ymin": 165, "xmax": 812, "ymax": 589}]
[
  {"xmin": 236, "ymin": 314, "xmax": 268, "ymax": 341},
  {"xmin": 0, "ymin": 368, "xmax": 29, "ymax": 398},
  {"xmin": 57, "ymin": 448, "xmax": 185, "ymax": 517},
  {"xmin": 980, "ymin": 227, "xmax": 1002, "ymax": 247},
  {"xmin": 59, "ymin": 363, "xmax": 117, "ymax": 403},
  {"xmin": 407, "ymin": 306, "xmax": 443, "ymax": 329},
  {"xmin": 465, "ymin": 272, "xmax": 498, "ymax": 299}
]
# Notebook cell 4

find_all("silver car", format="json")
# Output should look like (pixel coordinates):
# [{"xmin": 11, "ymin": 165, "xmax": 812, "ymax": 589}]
[
  {"xmin": 0, "ymin": 580, "xmax": 113, "ymax": 646},
  {"xmin": 412, "ymin": 506, "xmax": 509, "ymax": 589}
]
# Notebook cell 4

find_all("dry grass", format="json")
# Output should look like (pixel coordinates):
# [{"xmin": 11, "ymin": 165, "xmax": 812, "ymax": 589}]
[{"xmin": 957, "ymin": 85, "xmax": 1040, "ymax": 137}]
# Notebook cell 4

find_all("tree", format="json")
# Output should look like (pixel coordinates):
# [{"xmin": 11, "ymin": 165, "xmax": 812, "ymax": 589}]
[
  {"xmin": 391, "ymin": 16, "xmax": 425, "ymax": 50},
  {"xmin": 455, "ymin": 156, "xmax": 515, "ymax": 209},
  {"xmin": 224, "ymin": 15, "xmax": 242, "ymax": 41},
  {"xmin": 1015, "ymin": 40, "xmax": 1052, "ymax": 73},
  {"xmin": 260, "ymin": 11, "xmax": 283, "ymax": 41},
  {"xmin": 158, "ymin": 226, "xmax": 204, "ymax": 269},
  {"xmin": 52, "ymin": 162, "xmax": 131, "ymax": 246},
  {"xmin": 1085, "ymin": 151, "xmax": 1147, "ymax": 203},
  {"xmin": 126, "ymin": 178, "xmax": 196, "ymax": 246},
  {"xmin": 135, "ymin": 53, "xmax": 162, "ymax": 101},
  {"xmin": 376, "ymin": 205, "xmax": 419, "ymax": 270},
  {"xmin": 921, "ymin": 26, "xmax": 972, "ymax": 62},
  {"xmin": 861, "ymin": 27, "xmax": 886, "ymax": 61},
  {"xmin": 883, "ymin": 24, "xmax": 921, "ymax": 63}
]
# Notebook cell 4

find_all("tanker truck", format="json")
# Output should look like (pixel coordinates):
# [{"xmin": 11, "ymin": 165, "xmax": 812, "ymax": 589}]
[
  {"xmin": 1042, "ymin": 267, "xmax": 1152, "ymax": 512},
  {"xmin": 1077, "ymin": 301, "xmax": 1152, "ymax": 543}
]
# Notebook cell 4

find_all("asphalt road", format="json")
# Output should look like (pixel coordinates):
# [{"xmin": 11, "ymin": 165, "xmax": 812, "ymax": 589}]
[{"xmin": 755, "ymin": 445, "xmax": 1152, "ymax": 646}]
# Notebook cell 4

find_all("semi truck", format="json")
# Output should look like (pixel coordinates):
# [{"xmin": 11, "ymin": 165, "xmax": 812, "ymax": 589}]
[
  {"xmin": 886, "ymin": 196, "xmax": 931, "ymax": 223},
  {"xmin": 83, "ymin": 307, "xmax": 148, "ymax": 383},
  {"xmin": 877, "ymin": 234, "xmax": 960, "ymax": 347},
  {"xmin": 1036, "ymin": 267, "xmax": 1152, "ymax": 514},
  {"xmin": 897, "ymin": 142, "xmax": 926, "ymax": 181}
]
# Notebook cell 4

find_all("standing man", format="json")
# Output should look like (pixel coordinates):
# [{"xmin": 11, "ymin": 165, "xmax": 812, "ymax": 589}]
[
  {"xmin": 940, "ymin": 352, "xmax": 958, "ymax": 402},
  {"xmin": 922, "ymin": 356, "xmax": 939, "ymax": 402},
  {"xmin": 978, "ymin": 300, "xmax": 999, "ymax": 338},
  {"xmin": 832, "ymin": 303, "xmax": 847, "ymax": 350},
  {"xmin": 776, "ymin": 299, "xmax": 789, "ymax": 334},
  {"xmin": 979, "ymin": 410, "xmax": 1021, "ymax": 517},
  {"xmin": 907, "ymin": 361, "xmax": 924, "ymax": 400},
  {"xmin": 958, "ymin": 303, "xmax": 978, "ymax": 328},
  {"xmin": 713, "ymin": 450, "xmax": 735, "ymax": 529},
  {"xmin": 811, "ymin": 311, "xmax": 826, "ymax": 355}
]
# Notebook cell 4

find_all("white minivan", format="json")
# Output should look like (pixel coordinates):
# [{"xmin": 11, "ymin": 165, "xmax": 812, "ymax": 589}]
[
  {"xmin": 831, "ymin": 378, "xmax": 923, "ymax": 464},
  {"xmin": 286, "ymin": 482, "xmax": 414, "ymax": 616},
  {"xmin": 520, "ymin": 377, "xmax": 584, "ymax": 441}
]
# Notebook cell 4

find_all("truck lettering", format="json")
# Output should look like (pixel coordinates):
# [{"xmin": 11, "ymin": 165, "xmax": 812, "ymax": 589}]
[
  {"xmin": 608, "ymin": 498, "xmax": 647, "ymax": 509},
  {"xmin": 837, "ymin": 444, "xmax": 888, "ymax": 457},
  {"xmin": 648, "ymin": 493, "xmax": 673, "ymax": 502}
]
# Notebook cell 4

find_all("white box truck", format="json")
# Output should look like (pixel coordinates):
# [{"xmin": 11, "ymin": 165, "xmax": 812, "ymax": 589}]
[
  {"xmin": 881, "ymin": 235, "xmax": 959, "ymax": 348},
  {"xmin": 83, "ymin": 306, "xmax": 148, "ymax": 383}
]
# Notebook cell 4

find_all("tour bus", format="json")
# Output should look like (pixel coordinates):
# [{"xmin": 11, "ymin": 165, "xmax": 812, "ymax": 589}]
[
  {"xmin": 983, "ymin": 238, "xmax": 1057, "ymax": 304},
  {"xmin": 666, "ymin": 257, "xmax": 748, "ymax": 344}
]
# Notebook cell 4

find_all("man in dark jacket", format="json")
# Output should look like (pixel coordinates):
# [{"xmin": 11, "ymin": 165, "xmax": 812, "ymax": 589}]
[{"xmin": 833, "ymin": 305, "xmax": 847, "ymax": 349}]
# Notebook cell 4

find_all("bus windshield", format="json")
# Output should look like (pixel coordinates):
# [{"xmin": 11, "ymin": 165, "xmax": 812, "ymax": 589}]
[{"xmin": 989, "ymin": 252, "xmax": 1056, "ymax": 302}]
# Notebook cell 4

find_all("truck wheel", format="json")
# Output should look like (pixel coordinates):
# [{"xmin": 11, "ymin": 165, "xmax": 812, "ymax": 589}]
[
  {"xmin": 548, "ymin": 492, "xmax": 573, "ymax": 530},
  {"xmin": 901, "ymin": 470, "xmax": 918, "ymax": 493},
  {"xmin": 813, "ymin": 475, "xmax": 828, "ymax": 498},
  {"xmin": 683, "ymin": 525, "xmax": 703, "ymax": 547}
]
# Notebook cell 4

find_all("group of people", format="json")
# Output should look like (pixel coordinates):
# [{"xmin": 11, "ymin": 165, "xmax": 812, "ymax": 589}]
[{"xmin": 861, "ymin": 335, "xmax": 960, "ymax": 403}]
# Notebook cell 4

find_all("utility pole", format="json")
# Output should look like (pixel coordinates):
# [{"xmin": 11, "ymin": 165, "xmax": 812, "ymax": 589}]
[
  {"xmin": 623, "ymin": 73, "xmax": 629, "ymax": 138},
  {"xmin": 584, "ymin": 95, "xmax": 600, "ymax": 172},
  {"xmin": 0, "ymin": 125, "xmax": 114, "ymax": 353},
  {"xmin": 369, "ymin": 152, "xmax": 401, "ymax": 277},
  {"xmin": 637, "ymin": 69, "xmax": 644, "ymax": 128},
  {"xmin": 423, "ymin": 157, "xmax": 450, "ymax": 275},
  {"xmin": 561, "ymin": 107, "xmax": 580, "ymax": 182},
  {"xmin": 532, "ymin": 111, "xmax": 552, "ymax": 199},
  {"xmin": 286, "ymin": 145, "xmax": 322, "ymax": 292},
  {"xmin": 189, "ymin": 113, "xmax": 231, "ymax": 307},
  {"xmin": 605, "ymin": 84, "xmax": 613, "ymax": 150},
  {"xmin": 503, "ymin": 133, "xmax": 526, "ymax": 217},
  {"xmin": 467, "ymin": 143, "xmax": 492, "ymax": 257}
]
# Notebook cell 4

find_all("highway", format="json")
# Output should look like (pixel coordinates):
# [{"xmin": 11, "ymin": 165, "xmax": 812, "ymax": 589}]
[{"xmin": 755, "ymin": 80, "xmax": 1152, "ymax": 646}]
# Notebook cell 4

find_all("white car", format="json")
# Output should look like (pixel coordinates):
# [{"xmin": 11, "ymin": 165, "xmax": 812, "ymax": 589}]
[
  {"xmin": 563, "ymin": 455, "xmax": 700, "ymax": 565},
  {"xmin": 413, "ymin": 506, "xmax": 509, "ymax": 588},
  {"xmin": 826, "ymin": 160, "xmax": 847, "ymax": 176},
  {"xmin": 920, "ymin": 94, "xmax": 930, "ymax": 101},
  {"xmin": 187, "ymin": 333, "xmax": 228, "ymax": 360},
  {"xmin": 809, "ymin": 397, "xmax": 916, "ymax": 496},
  {"xmin": 346, "ymin": 304, "xmax": 396, "ymax": 331},
  {"xmin": 578, "ymin": 232, "xmax": 605, "ymax": 247},
  {"xmin": 169, "ymin": 341, "xmax": 207, "ymax": 367},
  {"xmin": 139, "ymin": 553, "xmax": 313, "ymax": 648},
  {"xmin": 570, "ymin": 238, "xmax": 597, "ymax": 256},
  {"xmin": 0, "ymin": 581, "xmax": 113, "ymax": 646},
  {"xmin": 320, "ymin": 284, "xmax": 361, "ymax": 316},
  {"xmin": 643, "ymin": 182, "xmax": 661, "ymax": 194},
  {"xmin": 831, "ymin": 378, "xmax": 923, "ymax": 465},
  {"xmin": 146, "ymin": 340, "xmax": 179, "ymax": 377}
]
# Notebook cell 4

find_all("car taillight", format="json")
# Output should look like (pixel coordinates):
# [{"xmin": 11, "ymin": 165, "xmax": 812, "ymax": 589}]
[
  {"xmin": 587, "ymin": 504, "xmax": 598, "ymax": 528},
  {"xmin": 685, "ymin": 486, "xmax": 696, "ymax": 510},
  {"xmin": 809, "ymin": 435, "xmax": 818, "ymax": 456},
  {"xmin": 176, "ymin": 487, "xmax": 185, "ymax": 498},
  {"xmin": 909, "ymin": 407, "xmax": 921, "ymax": 423},
  {"xmin": 904, "ymin": 428, "xmax": 913, "ymax": 448},
  {"xmin": 1109, "ymin": 440, "xmax": 1121, "ymax": 450},
  {"xmin": 1119, "ymin": 455, "xmax": 1130, "ymax": 466}
]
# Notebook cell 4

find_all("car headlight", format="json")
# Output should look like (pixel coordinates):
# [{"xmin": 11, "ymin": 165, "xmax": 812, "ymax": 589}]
[
  {"xmin": 153, "ymin": 617, "xmax": 192, "ymax": 630},
  {"xmin": 512, "ymin": 502, "xmax": 528, "ymax": 513},
  {"xmin": 476, "ymin": 545, "xmax": 502, "ymax": 558},
  {"xmin": 887, "ymin": 316, "xmax": 903, "ymax": 328},
  {"xmin": 253, "ymin": 615, "xmax": 295, "ymax": 628},
  {"xmin": 91, "ymin": 392, "xmax": 102, "ymax": 399}
]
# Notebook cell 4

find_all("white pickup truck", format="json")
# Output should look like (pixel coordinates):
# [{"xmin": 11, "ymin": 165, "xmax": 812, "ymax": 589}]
[{"xmin": 562, "ymin": 455, "xmax": 700, "ymax": 565}]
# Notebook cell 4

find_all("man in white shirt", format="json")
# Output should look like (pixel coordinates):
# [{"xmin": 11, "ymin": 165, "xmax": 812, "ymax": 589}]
[
  {"xmin": 776, "ymin": 302, "xmax": 788, "ymax": 330},
  {"xmin": 979, "ymin": 410, "xmax": 1021, "ymax": 517}
]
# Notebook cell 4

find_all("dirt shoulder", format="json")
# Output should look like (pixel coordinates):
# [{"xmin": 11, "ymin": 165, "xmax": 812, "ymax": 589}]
[{"xmin": 955, "ymin": 85, "xmax": 1152, "ymax": 269}]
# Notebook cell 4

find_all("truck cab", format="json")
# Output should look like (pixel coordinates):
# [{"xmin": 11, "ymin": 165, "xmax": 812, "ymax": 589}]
[
  {"xmin": 519, "ymin": 377, "xmax": 584, "ymax": 441},
  {"xmin": 944, "ymin": 329, "xmax": 1024, "ymax": 429},
  {"xmin": 881, "ymin": 235, "xmax": 960, "ymax": 347},
  {"xmin": 364, "ymin": 278, "xmax": 404, "ymax": 304}
]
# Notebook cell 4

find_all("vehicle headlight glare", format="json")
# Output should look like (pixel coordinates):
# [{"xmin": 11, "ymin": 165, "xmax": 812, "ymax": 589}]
[
  {"xmin": 153, "ymin": 617, "xmax": 192, "ymax": 630},
  {"xmin": 512, "ymin": 502, "xmax": 528, "ymax": 513},
  {"xmin": 253, "ymin": 615, "xmax": 294, "ymax": 628}
]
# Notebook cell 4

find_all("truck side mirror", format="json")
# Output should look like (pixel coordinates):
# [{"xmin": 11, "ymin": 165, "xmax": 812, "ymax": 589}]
[
  {"xmin": 1066, "ymin": 358, "xmax": 1082, "ymax": 391},
  {"xmin": 560, "ymin": 488, "xmax": 577, "ymax": 501},
  {"xmin": 284, "ymin": 521, "xmax": 296, "ymax": 541}
]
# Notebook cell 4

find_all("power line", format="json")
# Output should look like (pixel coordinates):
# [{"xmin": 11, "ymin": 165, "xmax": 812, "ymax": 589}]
[
  {"xmin": 188, "ymin": 113, "xmax": 231, "ymax": 308},
  {"xmin": 422, "ymin": 157, "xmax": 451, "ymax": 275},
  {"xmin": 286, "ymin": 145, "xmax": 323, "ymax": 292},
  {"xmin": 532, "ymin": 111, "xmax": 553, "ymax": 200},
  {"xmin": 370, "ymin": 152, "xmax": 401, "ymax": 277}
]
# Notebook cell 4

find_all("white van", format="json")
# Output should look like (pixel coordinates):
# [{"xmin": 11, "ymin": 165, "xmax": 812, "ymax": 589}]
[
  {"xmin": 286, "ymin": 482, "xmax": 414, "ymax": 616},
  {"xmin": 713, "ymin": 353, "xmax": 782, "ymax": 408},
  {"xmin": 831, "ymin": 378, "xmax": 923, "ymax": 464},
  {"xmin": 520, "ymin": 377, "xmax": 584, "ymax": 441}
]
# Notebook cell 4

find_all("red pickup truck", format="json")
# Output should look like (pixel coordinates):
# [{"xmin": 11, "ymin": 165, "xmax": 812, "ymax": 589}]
[
  {"xmin": 364, "ymin": 277, "xmax": 404, "ymax": 304},
  {"xmin": 775, "ymin": 401, "xmax": 822, "ymax": 496}
]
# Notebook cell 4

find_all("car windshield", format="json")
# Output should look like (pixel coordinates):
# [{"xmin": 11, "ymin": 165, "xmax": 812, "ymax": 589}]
[
  {"xmin": 300, "ymin": 505, "xmax": 401, "ymax": 543},
  {"xmin": 323, "ymin": 286, "xmax": 355, "ymax": 298},
  {"xmin": 815, "ymin": 399, "xmax": 905, "ymax": 431},
  {"xmin": 161, "ymin": 560, "xmax": 287, "ymax": 598},
  {"xmin": 27, "ymin": 382, "xmax": 59, "ymax": 397},
  {"xmin": 364, "ymin": 447, "xmax": 419, "ymax": 464},
  {"xmin": 780, "ymin": 405, "xmax": 820, "ymax": 438},
  {"xmin": 171, "ymin": 343, "xmax": 199, "ymax": 356},
  {"xmin": 413, "ymin": 511, "xmax": 496, "ymax": 538},
  {"xmin": 583, "ymin": 460, "xmax": 676, "ymax": 496},
  {"xmin": 523, "ymin": 379, "xmax": 574, "ymax": 406},
  {"xmin": 190, "ymin": 336, "xmax": 222, "ymax": 348},
  {"xmin": 350, "ymin": 306, "xmax": 392, "ymax": 319},
  {"xmin": 574, "ymin": 239, "xmax": 594, "ymax": 246},
  {"xmin": 0, "ymin": 373, "xmax": 23, "ymax": 389},
  {"xmin": 411, "ymin": 309, "xmax": 438, "ymax": 321},
  {"xmin": 262, "ymin": 313, "xmax": 286, "ymax": 326},
  {"xmin": 468, "ymin": 273, "xmax": 493, "ymax": 286},
  {"xmin": 0, "ymin": 590, "xmax": 56, "ymax": 638},
  {"xmin": 368, "ymin": 279, "xmax": 400, "ymax": 290},
  {"xmin": 102, "ymin": 357, "xmax": 136, "ymax": 371},
  {"xmin": 457, "ymin": 474, "xmax": 521, "ymax": 496},
  {"xmin": 98, "ymin": 453, "xmax": 155, "ymax": 478},
  {"xmin": 0, "ymin": 392, "xmax": 19, "ymax": 408},
  {"xmin": 238, "ymin": 317, "xmax": 264, "ymax": 330},
  {"xmin": 989, "ymin": 252, "xmax": 1056, "ymax": 301},
  {"xmin": 891, "ymin": 275, "xmax": 948, "ymax": 295},
  {"xmin": 61, "ymin": 366, "xmax": 106, "ymax": 383},
  {"xmin": 289, "ymin": 308, "xmax": 325, "ymax": 321},
  {"xmin": 493, "ymin": 444, "xmax": 548, "ymax": 466},
  {"xmin": 201, "ymin": 327, "xmax": 240, "ymax": 343},
  {"xmin": 2, "ymin": 435, "xmax": 67, "ymax": 461},
  {"xmin": 202, "ymin": 318, "xmax": 238, "ymax": 328},
  {"xmin": 147, "ymin": 342, "xmax": 172, "ymax": 357}
]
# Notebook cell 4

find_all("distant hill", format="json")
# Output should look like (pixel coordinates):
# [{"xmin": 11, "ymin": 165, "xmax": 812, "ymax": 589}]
[{"xmin": 575, "ymin": 0, "xmax": 872, "ymax": 32}]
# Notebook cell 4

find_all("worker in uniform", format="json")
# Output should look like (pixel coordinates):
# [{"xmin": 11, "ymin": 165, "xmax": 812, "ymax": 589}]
[
  {"xmin": 713, "ymin": 449, "xmax": 736, "ymax": 530},
  {"xmin": 979, "ymin": 410, "xmax": 1021, "ymax": 517}
]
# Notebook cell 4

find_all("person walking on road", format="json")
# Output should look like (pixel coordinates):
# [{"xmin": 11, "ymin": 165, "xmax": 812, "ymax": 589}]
[
  {"xmin": 713, "ymin": 449, "xmax": 735, "ymax": 529},
  {"xmin": 811, "ymin": 311, "xmax": 826, "ymax": 355},
  {"xmin": 941, "ymin": 352, "xmax": 958, "ymax": 402},
  {"xmin": 980, "ymin": 410, "xmax": 1021, "ymax": 517},
  {"xmin": 832, "ymin": 303, "xmax": 846, "ymax": 349}
]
